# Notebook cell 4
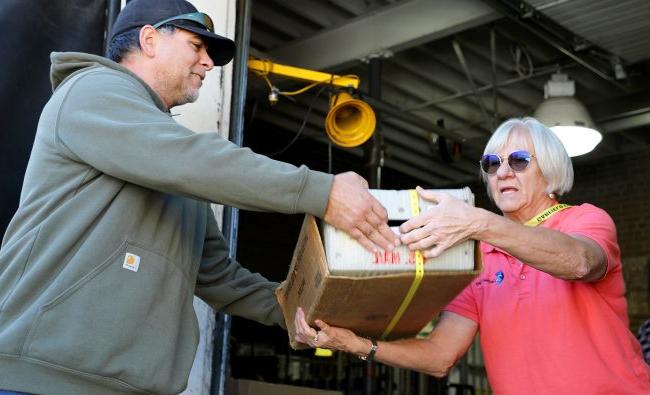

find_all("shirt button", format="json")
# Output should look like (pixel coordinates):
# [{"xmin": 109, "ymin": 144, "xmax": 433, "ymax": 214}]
[{"xmin": 520, "ymin": 274, "xmax": 526, "ymax": 280}]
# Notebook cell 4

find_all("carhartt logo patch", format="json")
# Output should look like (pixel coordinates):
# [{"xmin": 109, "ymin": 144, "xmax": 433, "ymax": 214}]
[{"xmin": 123, "ymin": 253, "xmax": 140, "ymax": 272}]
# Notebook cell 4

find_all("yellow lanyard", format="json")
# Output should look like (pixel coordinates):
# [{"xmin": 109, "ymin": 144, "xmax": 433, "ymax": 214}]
[
  {"xmin": 524, "ymin": 204, "xmax": 571, "ymax": 227},
  {"xmin": 381, "ymin": 189, "xmax": 425, "ymax": 339}
]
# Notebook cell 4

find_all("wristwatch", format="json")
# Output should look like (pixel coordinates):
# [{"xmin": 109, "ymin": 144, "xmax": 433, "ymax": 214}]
[{"xmin": 359, "ymin": 338, "xmax": 378, "ymax": 361}]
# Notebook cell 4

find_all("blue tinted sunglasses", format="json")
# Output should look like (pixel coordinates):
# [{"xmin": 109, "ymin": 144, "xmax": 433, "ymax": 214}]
[{"xmin": 480, "ymin": 150, "xmax": 536, "ymax": 174}]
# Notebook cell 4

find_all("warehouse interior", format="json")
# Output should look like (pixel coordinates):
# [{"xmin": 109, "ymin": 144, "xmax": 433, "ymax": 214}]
[
  {"xmin": 233, "ymin": 0, "xmax": 650, "ymax": 394},
  {"xmin": 2, "ymin": 0, "xmax": 650, "ymax": 394}
]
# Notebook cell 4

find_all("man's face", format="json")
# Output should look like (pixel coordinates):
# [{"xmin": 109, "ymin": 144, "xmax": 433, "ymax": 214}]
[{"xmin": 153, "ymin": 28, "xmax": 214, "ymax": 108}]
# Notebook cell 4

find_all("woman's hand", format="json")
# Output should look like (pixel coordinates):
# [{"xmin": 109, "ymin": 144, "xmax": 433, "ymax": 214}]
[
  {"xmin": 294, "ymin": 307, "xmax": 369, "ymax": 355},
  {"xmin": 399, "ymin": 187, "xmax": 483, "ymax": 258}
]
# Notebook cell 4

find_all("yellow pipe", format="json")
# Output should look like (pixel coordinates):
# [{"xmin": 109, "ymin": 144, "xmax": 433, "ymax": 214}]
[{"xmin": 248, "ymin": 59, "xmax": 359, "ymax": 89}]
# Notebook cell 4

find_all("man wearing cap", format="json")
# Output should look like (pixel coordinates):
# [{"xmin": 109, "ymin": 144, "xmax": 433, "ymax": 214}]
[{"xmin": 0, "ymin": 0, "xmax": 398, "ymax": 394}]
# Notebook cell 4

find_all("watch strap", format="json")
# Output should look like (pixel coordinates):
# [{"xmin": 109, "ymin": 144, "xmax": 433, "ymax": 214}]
[{"xmin": 359, "ymin": 338, "xmax": 378, "ymax": 361}]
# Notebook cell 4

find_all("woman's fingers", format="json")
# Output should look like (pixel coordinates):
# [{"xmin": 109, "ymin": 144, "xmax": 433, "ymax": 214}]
[{"xmin": 416, "ymin": 186, "xmax": 445, "ymax": 203}]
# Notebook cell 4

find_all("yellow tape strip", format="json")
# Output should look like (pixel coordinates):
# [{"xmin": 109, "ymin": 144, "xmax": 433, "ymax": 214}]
[
  {"xmin": 314, "ymin": 347, "xmax": 334, "ymax": 357},
  {"xmin": 381, "ymin": 189, "xmax": 425, "ymax": 339}
]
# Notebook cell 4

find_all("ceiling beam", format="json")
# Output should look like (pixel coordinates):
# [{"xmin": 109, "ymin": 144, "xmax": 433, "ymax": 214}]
[
  {"xmin": 269, "ymin": 0, "xmax": 499, "ymax": 70},
  {"xmin": 480, "ymin": 0, "xmax": 627, "ymax": 91},
  {"xmin": 252, "ymin": 3, "xmax": 311, "ymax": 40},
  {"xmin": 254, "ymin": 108, "xmax": 469, "ymax": 186},
  {"xmin": 380, "ymin": 78, "xmax": 492, "ymax": 137},
  {"xmin": 258, "ymin": 95, "xmax": 482, "ymax": 178},
  {"xmin": 599, "ymin": 108, "xmax": 650, "ymax": 134},
  {"xmin": 328, "ymin": 0, "xmax": 366, "ymax": 16}
]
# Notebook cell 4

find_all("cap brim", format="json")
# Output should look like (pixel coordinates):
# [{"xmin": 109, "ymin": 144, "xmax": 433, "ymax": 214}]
[{"xmin": 170, "ymin": 22, "xmax": 236, "ymax": 66}]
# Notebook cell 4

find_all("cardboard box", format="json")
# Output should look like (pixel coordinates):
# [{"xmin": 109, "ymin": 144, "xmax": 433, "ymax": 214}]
[
  {"xmin": 324, "ymin": 188, "xmax": 475, "ymax": 274},
  {"xmin": 276, "ymin": 210, "xmax": 482, "ymax": 349},
  {"xmin": 226, "ymin": 379, "xmax": 342, "ymax": 395}
]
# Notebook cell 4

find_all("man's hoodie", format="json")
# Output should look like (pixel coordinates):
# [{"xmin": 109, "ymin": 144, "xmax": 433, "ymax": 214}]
[{"xmin": 0, "ymin": 52, "xmax": 332, "ymax": 395}]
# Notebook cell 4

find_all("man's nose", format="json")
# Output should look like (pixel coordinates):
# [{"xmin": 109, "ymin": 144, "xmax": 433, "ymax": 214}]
[{"xmin": 201, "ymin": 48, "xmax": 214, "ymax": 71}]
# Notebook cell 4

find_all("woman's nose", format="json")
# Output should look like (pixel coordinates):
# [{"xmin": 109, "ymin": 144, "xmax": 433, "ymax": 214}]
[{"xmin": 496, "ymin": 159, "xmax": 514, "ymax": 178}]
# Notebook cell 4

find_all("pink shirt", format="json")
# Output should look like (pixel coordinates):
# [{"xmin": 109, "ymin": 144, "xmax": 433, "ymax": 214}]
[{"xmin": 444, "ymin": 204, "xmax": 650, "ymax": 394}]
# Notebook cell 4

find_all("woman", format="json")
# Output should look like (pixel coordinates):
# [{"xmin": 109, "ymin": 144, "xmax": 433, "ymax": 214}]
[{"xmin": 294, "ymin": 118, "xmax": 650, "ymax": 394}]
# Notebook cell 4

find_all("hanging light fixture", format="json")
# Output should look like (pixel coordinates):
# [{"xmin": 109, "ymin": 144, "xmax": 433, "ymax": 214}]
[
  {"xmin": 248, "ymin": 58, "xmax": 376, "ymax": 148},
  {"xmin": 533, "ymin": 73, "xmax": 602, "ymax": 157}
]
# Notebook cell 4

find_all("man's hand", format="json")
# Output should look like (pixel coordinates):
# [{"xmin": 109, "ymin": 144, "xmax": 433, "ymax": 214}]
[{"xmin": 323, "ymin": 172, "xmax": 398, "ymax": 252}]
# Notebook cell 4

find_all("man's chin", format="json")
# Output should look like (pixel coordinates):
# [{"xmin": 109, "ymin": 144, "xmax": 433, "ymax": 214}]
[
  {"xmin": 186, "ymin": 88, "xmax": 200, "ymax": 102},
  {"xmin": 174, "ymin": 92, "xmax": 200, "ymax": 107}
]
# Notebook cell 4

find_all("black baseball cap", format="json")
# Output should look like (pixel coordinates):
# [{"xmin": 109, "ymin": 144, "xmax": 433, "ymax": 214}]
[{"xmin": 109, "ymin": 0, "xmax": 236, "ymax": 66}]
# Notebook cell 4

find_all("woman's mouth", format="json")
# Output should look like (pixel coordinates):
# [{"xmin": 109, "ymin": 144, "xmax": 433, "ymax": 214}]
[{"xmin": 500, "ymin": 186, "xmax": 518, "ymax": 194}]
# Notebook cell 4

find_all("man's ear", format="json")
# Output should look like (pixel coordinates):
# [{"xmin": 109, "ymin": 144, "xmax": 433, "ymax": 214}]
[{"xmin": 139, "ymin": 25, "xmax": 158, "ymax": 58}]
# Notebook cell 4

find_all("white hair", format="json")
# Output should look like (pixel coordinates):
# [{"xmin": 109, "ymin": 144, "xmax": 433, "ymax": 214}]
[{"xmin": 481, "ymin": 117, "xmax": 574, "ymax": 199}]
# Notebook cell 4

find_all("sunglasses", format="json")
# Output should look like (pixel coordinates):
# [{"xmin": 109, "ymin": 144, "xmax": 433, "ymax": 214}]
[
  {"xmin": 153, "ymin": 12, "xmax": 214, "ymax": 33},
  {"xmin": 480, "ymin": 150, "xmax": 536, "ymax": 174}
]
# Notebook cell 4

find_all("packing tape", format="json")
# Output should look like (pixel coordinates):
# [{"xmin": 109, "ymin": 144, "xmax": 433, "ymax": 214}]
[
  {"xmin": 314, "ymin": 347, "xmax": 334, "ymax": 357},
  {"xmin": 381, "ymin": 189, "xmax": 425, "ymax": 339}
]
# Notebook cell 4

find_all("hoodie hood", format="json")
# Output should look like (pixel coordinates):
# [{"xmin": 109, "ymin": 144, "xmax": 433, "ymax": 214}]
[{"xmin": 49, "ymin": 52, "xmax": 167, "ymax": 111}]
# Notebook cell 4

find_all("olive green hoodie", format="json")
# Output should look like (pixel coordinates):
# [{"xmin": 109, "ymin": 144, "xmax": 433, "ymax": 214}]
[{"xmin": 0, "ymin": 52, "xmax": 333, "ymax": 395}]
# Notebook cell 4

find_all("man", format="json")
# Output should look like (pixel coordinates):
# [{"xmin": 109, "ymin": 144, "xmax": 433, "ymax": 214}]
[{"xmin": 0, "ymin": 0, "xmax": 397, "ymax": 394}]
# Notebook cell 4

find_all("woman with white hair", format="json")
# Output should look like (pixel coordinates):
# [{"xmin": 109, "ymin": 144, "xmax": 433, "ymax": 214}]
[{"xmin": 294, "ymin": 117, "xmax": 650, "ymax": 394}]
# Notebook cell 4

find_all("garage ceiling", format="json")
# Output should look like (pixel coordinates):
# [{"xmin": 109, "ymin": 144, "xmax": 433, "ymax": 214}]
[{"xmin": 244, "ymin": 0, "xmax": 650, "ymax": 187}]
